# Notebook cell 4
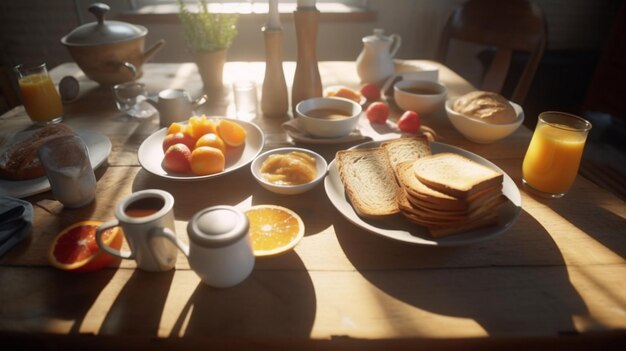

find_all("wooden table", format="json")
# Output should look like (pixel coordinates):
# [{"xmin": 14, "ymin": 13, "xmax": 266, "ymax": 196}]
[{"xmin": 1, "ymin": 61, "xmax": 625, "ymax": 350}]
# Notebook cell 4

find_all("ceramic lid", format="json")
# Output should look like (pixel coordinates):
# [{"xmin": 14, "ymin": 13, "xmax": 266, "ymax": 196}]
[
  {"xmin": 363, "ymin": 28, "xmax": 392, "ymax": 43},
  {"xmin": 61, "ymin": 3, "xmax": 147, "ymax": 46},
  {"xmin": 187, "ymin": 206, "xmax": 249, "ymax": 248}
]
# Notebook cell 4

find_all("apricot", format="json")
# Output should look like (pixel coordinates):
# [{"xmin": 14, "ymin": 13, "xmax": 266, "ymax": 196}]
[
  {"xmin": 190, "ymin": 146, "xmax": 225, "ymax": 176},
  {"xmin": 187, "ymin": 115, "xmax": 216, "ymax": 140},
  {"xmin": 332, "ymin": 87, "xmax": 362, "ymax": 103},
  {"xmin": 163, "ymin": 144, "xmax": 191, "ymax": 173},
  {"xmin": 195, "ymin": 133, "xmax": 226, "ymax": 154}
]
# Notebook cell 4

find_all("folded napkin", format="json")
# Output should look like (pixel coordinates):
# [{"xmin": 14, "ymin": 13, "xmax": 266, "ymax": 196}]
[
  {"xmin": 0, "ymin": 196, "xmax": 33, "ymax": 257},
  {"xmin": 282, "ymin": 118, "xmax": 366, "ymax": 144}
]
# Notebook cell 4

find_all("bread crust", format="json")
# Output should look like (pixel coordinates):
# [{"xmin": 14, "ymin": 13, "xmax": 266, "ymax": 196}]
[{"xmin": 0, "ymin": 124, "xmax": 75, "ymax": 180}]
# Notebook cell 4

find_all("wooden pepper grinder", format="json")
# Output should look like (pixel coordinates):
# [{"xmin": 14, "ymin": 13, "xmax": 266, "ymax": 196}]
[
  {"xmin": 291, "ymin": 3, "xmax": 322, "ymax": 116},
  {"xmin": 261, "ymin": 0, "xmax": 288, "ymax": 117}
]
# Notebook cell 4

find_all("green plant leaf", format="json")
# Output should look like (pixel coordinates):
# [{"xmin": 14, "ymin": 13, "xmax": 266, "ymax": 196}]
[{"xmin": 177, "ymin": 0, "xmax": 239, "ymax": 52}]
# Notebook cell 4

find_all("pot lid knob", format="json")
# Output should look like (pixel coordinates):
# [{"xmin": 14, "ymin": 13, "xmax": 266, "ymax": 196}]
[{"xmin": 89, "ymin": 3, "xmax": 109, "ymax": 26}]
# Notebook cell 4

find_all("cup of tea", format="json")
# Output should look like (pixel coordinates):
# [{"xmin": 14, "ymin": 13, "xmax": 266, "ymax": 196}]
[
  {"xmin": 14, "ymin": 63, "xmax": 64, "ymax": 124},
  {"xmin": 38, "ymin": 135, "xmax": 96, "ymax": 208},
  {"xmin": 95, "ymin": 189, "xmax": 180, "ymax": 272},
  {"xmin": 522, "ymin": 111, "xmax": 592, "ymax": 198}
]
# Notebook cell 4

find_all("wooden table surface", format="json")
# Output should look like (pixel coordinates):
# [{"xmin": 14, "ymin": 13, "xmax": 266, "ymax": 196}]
[{"xmin": 1, "ymin": 61, "xmax": 625, "ymax": 350}]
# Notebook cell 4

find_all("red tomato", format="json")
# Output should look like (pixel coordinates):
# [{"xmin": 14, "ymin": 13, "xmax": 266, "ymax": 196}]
[
  {"xmin": 360, "ymin": 83, "xmax": 381, "ymax": 101},
  {"xmin": 366, "ymin": 102, "xmax": 389, "ymax": 124},
  {"xmin": 398, "ymin": 110, "xmax": 421, "ymax": 133}
]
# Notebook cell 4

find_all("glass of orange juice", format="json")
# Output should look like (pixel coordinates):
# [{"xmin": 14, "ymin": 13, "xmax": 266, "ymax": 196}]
[
  {"xmin": 14, "ymin": 63, "xmax": 63, "ymax": 124},
  {"xmin": 522, "ymin": 111, "xmax": 592, "ymax": 198}
]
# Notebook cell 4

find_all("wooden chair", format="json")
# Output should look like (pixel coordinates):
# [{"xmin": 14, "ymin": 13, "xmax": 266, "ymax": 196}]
[{"xmin": 437, "ymin": 0, "xmax": 547, "ymax": 105}]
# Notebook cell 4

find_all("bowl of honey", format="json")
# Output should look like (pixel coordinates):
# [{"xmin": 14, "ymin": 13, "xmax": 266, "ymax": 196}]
[{"xmin": 393, "ymin": 79, "xmax": 447, "ymax": 115}]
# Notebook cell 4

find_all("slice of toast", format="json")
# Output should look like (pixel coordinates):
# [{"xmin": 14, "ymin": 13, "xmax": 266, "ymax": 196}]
[
  {"xmin": 381, "ymin": 136, "xmax": 431, "ymax": 171},
  {"xmin": 336, "ymin": 147, "xmax": 400, "ymax": 218},
  {"xmin": 396, "ymin": 161, "xmax": 501, "ymax": 211},
  {"xmin": 412, "ymin": 153, "xmax": 503, "ymax": 199}
]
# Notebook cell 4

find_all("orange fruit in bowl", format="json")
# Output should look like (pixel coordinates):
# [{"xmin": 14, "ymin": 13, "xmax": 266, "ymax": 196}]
[
  {"xmin": 167, "ymin": 122, "xmax": 185, "ymax": 135},
  {"xmin": 190, "ymin": 146, "xmax": 225, "ymax": 175},
  {"xmin": 244, "ymin": 205, "xmax": 305, "ymax": 257},
  {"xmin": 195, "ymin": 133, "xmax": 226, "ymax": 154},
  {"xmin": 217, "ymin": 119, "xmax": 247, "ymax": 147},
  {"xmin": 48, "ymin": 220, "xmax": 124, "ymax": 272},
  {"xmin": 187, "ymin": 115, "xmax": 217, "ymax": 140}
]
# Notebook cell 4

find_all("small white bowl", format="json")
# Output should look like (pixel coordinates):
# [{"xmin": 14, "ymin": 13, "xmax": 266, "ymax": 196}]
[
  {"xmin": 295, "ymin": 97, "xmax": 362, "ymax": 138},
  {"xmin": 445, "ymin": 98, "xmax": 525, "ymax": 144},
  {"xmin": 394, "ymin": 80, "xmax": 447, "ymax": 114},
  {"xmin": 251, "ymin": 147, "xmax": 328, "ymax": 195}
]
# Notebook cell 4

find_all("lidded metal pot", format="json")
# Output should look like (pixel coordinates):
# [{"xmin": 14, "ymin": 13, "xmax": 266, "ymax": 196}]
[{"xmin": 61, "ymin": 2, "xmax": 165, "ymax": 86}]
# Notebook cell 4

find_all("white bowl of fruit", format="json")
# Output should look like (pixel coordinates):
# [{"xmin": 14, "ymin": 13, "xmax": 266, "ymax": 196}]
[{"xmin": 138, "ymin": 115, "xmax": 265, "ymax": 180}]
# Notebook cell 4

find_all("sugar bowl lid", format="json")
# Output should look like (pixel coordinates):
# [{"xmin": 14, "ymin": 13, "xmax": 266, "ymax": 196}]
[
  {"xmin": 61, "ymin": 2, "xmax": 147, "ymax": 46},
  {"xmin": 187, "ymin": 206, "xmax": 250, "ymax": 248}
]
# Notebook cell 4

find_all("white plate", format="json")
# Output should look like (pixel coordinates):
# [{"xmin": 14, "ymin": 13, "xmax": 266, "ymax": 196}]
[
  {"xmin": 138, "ymin": 118, "xmax": 264, "ymax": 181},
  {"xmin": 0, "ymin": 129, "xmax": 112, "ymax": 199},
  {"xmin": 324, "ymin": 141, "xmax": 522, "ymax": 247}
]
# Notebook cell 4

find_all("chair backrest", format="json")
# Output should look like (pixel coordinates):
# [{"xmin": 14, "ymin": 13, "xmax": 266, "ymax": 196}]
[{"xmin": 437, "ymin": 0, "xmax": 547, "ymax": 105}]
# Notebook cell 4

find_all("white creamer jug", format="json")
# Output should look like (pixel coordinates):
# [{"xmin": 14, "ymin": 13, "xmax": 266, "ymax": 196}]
[{"xmin": 356, "ymin": 29, "xmax": 402, "ymax": 86}]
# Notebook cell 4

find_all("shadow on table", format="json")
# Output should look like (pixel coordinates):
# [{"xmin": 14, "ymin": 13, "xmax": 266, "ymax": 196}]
[
  {"xmin": 41, "ymin": 269, "xmax": 118, "ymax": 334},
  {"xmin": 525, "ymin": 185, "xmax": 626, "ymax": 260},
  {"xmin": 335, "ymin": 208, "xmax": 588, "ymax": 336},
  {"xmin": 170, "ymin": 252, "xmax": 316, "ymax": 338},
  {"xmin": 99, "ymin": 270, "xmax": 175, "ymax": 335}
]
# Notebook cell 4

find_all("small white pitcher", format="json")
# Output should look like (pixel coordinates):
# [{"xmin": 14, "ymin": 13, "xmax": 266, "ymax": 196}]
[
  {"xmin": 356, "ymin": 28, "xmax": 402, "ymax": 86},
  {"xmin": 147, "ymin": 89, "xmax": 207, "ymax": 127}
]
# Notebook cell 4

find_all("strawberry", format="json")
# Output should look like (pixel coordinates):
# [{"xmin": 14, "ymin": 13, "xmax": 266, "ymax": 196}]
[
  {"xmin": 398, "ymin": 110, "xmax": 421, "ymax": 133},
  {"xmin": 366, "ymin": 102, "xmax": 389, "ymax": 124},
  {"xmin": 360, "ymin": 83, "xmax": 381, "ymax": 101}
]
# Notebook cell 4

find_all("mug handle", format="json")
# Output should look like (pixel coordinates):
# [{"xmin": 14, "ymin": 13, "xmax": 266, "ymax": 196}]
[
  {"xmin": 96, "ymin": 220, "xmax": 134, "ymax": 259},
  {"xmin": 150, "ymin": 227, "xmax": 190, "ymax": 257}
]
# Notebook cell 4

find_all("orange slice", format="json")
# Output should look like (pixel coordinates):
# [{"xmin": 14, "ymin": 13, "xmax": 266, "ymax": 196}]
[
  {"xmin": 244, "ymin": 205, "xmax": 305, "ymax": 257},
  {"xmin": 217, "ymin": 119, "xmax": 247, "ymax": 147},
  {"xmin": 49, "ymin": 220, "xmax": 124, "ymax": 272}
]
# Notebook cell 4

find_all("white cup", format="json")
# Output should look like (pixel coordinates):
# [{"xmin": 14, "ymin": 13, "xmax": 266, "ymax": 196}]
[
  {"xmin": 158, "ymin": 205, "xmax": 255, "ymax": 288},
  {"xmin": 95, "ymin": 189, "xmax": 180, "ymax": 272},
  {"xmin": 148, "ymin": 89, "xmax": 207, "ymax": 127}
]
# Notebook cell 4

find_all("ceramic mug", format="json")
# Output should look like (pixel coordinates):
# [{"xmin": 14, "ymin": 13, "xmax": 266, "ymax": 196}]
[
  {"xmin": 95, "ymin": 189, "xmax": 180, "ymax": 272},
  {"xmin": 147, "ymin": 89, "xmax": 207, "ymax": 127}
]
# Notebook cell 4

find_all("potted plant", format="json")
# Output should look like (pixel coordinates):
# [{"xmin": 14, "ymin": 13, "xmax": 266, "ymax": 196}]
[{"xmin": 178, "ymin": 0, "xmax": 239, "ymax": 90}]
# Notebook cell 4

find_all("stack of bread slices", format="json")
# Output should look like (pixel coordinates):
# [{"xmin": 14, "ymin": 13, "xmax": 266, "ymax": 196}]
[{"xmin": 337, "ymin": 136, "xmax": 506, "ymax": 238}]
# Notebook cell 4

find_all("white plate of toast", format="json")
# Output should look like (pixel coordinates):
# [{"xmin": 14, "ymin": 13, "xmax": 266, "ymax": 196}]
[
  {"xmin": 0, "ymin": 128, "xmax": 111, "ymax": 199},
  {"xmin": 324, "ymin": 140, "xmax": 522, "ymax": 247}
]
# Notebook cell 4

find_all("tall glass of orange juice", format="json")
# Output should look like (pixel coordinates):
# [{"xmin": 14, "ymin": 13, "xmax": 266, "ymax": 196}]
[
  {"xmin": 522, "ymin": 111, "xmax": 592, "ymax": 198},
  {"xmin": 14, "ymin": 63, "xmax": 63, "ymax": 124}
]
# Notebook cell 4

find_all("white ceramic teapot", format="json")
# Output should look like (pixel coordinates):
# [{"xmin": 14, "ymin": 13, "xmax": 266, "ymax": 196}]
[{"xmin": 356, "ymin": 29, "xmax": 402, "ymax": 86}]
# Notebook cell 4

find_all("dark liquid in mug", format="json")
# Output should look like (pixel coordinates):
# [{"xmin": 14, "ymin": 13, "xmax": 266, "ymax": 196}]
[
  {"xmin": 124, "ymin": 197, "xmax": 164, "ymax": 218},
  {"xmin": 306, "ymin": 108, "xmax": 351, "ymax": 120},
  {"xmin": 404, "ymin": 87, "xmax": 440, "ymax": 95}
]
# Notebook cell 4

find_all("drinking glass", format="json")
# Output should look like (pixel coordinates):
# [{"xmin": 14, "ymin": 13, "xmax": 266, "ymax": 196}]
[
  {"xmin": 112, "ymin": 82, "xmax": 154, "ymax": 119},
  {"xmin": 14, "ymin": 63, "xmax": 63, "ymax": 124},
  {"xmin": 233, "ymin": 80, "xmax": 258, "ymax": 119},
  {"xmin": 38, "ymin": 135, "xmax": 97, "ymax": 208},
  {"xmin": 522, "ymin": 111, "xmax": 592, "ymax": 198}
]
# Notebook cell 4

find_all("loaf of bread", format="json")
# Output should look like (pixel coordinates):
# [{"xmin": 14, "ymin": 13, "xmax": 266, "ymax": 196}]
[
  {"xmin": 0, "ymin": 124, "xmax": 75, "ymax": 180},
  {"xmin": 336, "ymin": 147, "xmax": 400, "ymax": 218},
  {"xmin": 452, "ymin": 91, "xmax": 517, "ymax": 124}
]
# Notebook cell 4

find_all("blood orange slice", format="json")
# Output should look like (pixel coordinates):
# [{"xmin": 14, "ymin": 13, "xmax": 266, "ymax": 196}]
[{"xmin": 49, "ymin": 220, "xmax": 124, "ymax": 272}]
